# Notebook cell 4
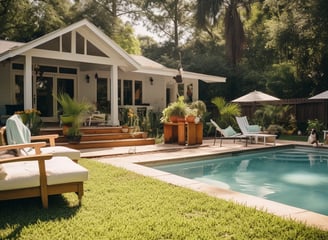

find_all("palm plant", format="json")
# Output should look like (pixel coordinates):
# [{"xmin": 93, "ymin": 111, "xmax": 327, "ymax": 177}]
[
  {"xmin": 54, "ymin": 93, "xmax": 92, "ymax": 138},
  {"xmin": 195, "ymin": 0, "xmax": 251, "ymax": 65},
  {"xmin": 211, "ymin": 96, "xmax": 241, "ymax": 128}
]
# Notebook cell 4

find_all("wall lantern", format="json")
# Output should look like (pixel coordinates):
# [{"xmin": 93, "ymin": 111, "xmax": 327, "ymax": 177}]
[
  {"xmin": 149, "ymin": 77, "xmax": 154, "ymax": 85},
  {"xmin": 86, "ymin": 74, "xmax": 90, "ymax": 83}
]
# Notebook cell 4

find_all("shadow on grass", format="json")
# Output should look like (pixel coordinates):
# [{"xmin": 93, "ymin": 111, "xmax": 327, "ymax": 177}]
[{"xmin": 0, "ymin": 194, "xmax": 80, "ymax": 239}]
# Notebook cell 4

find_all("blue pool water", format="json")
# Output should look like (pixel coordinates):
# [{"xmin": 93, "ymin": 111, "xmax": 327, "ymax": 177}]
[{"xmin": 152, "ymin": 146, "xmax": 328, "ymax": 215}]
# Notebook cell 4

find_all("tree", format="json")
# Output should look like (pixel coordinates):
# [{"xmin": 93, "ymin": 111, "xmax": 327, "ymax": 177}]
[
  {"xmin": 0, "ymin": 0, "xmax": 72, "ymax": 41},
  {"xmin": 195, "ymin": 0, "xmax": 252, "ymax": 65},
  {"xmin": 135, "ymin": 0, "xmax": 195, "ymax": 54},
  {"xmin": 73, "ymin": 0, "xmax": 141, "ymax": 54}
]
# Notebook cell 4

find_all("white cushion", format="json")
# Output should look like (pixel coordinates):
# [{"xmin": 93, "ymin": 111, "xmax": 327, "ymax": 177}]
[
  {"xmin": 46, "ymin": 156, "xmax": 88, "ymax": 185},
  {"xmin": 26, "ymin": 146, "xmax": 80, "ymax": 160},
  {"xmin": 41, "ymin": 146, "xmax": 80, "ymax": 160},
  {"xmin": 0, "ymin": 156, "xmax": 88, "ymax": 191},
  {"xmin": 0, "ymin": 164, "xmax": 7, "ymax": 180}
]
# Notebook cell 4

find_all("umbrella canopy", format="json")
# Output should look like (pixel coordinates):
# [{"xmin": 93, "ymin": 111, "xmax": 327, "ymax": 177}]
[
  {"xmin": 308, "ymin": 90, "xmax": 328, "ymax": 100},
  {"xmin": 232, "ymin": 90, "xmax": 280, "ymax": 103}
]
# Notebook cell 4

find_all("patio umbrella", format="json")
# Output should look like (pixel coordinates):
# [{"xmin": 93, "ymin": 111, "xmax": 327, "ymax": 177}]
[
  {"xmin": 308, "ymin": 90, "xmax": 328, "ymax": 100},
  {"xmin": 232, "ymin": 90, "xmax": 280, "ymax": 103}
]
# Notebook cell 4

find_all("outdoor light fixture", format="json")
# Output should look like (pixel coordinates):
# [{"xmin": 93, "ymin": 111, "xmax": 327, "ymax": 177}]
[
  {"xmin": 149, "ymin": 77, "xmax": 154, "ymax": 85},
  {"xmin": 95, "ymin": 73, "xmax": 98, "ymax": 80},
  {"xmin": 86, "ymin": 74, "xmax": 90, "ymax": 83}
]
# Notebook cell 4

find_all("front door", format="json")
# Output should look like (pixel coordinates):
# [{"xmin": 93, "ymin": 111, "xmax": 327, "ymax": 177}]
[{"xmin": 34, "ymin": 75, "xmax": 75, "ymax": 121}]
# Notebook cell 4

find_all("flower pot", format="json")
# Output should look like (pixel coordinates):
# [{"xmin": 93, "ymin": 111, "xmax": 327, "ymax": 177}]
[
  {"xmin": 66, "ymin": 135, "xmax": 82, "ymax": 144},
  {"xmin": 169, "ymin": 116, "xmax": 178, "ymax": 123},
  {"xmin": 186, "ymin": 115, "xmax": 195, "ymax": 123},
  {"xmin": 177, "ymin": 117, "xmax": 185, "ymax": 122}
]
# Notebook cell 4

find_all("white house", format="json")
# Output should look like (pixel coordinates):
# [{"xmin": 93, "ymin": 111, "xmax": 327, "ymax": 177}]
[{"xmin": 0, "ymin": 19, "xmax": 225, "ymax": 126}]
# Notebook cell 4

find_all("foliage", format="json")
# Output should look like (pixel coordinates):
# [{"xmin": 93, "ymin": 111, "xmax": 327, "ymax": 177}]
[
  {"xmin": 127, "ymin": 108, "xmax": 139, "ymax": 129},
  {"xmin": 54, "ymin": 93, "xmax": 92, "ymax": 137},
  {"xmin": 266, "ymin": 124, "xmax": 284, "ymax": 137},
  {"xmin": 160, "ymin": 96, "xmax": 188, "ymax": 123},
  {"xmin": 211, "ymin": 96, "xmax": 241, "ymax": 128},
  {"xmin": 136, "ymin": 0, "xmax": 195, "ymax": 51},
  {"xmin": 254, "ymin": 104, "xmax": 294, "ymax": 133},
  {"xmin": 189, "ymin": 100, "xmax": 207, "ymax": 118},
  {"xmin": 15, "ymin": 109, "xmax": 42, "ymax": 135},
  {"xmin": 1, "ymin": 159, "xmax": 327, "ymax": 239},
  {"xmin": 307, "ymin": 119, "xmax": 325, "ymax": 136},
  {"xmin": 195, "ymin": 0, "xmax": 252, "ymax": 65}
]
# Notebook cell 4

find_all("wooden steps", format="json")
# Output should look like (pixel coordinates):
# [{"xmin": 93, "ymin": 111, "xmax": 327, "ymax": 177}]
[{"xmin": 39, "ymin": 126, "xmax": 155, "ymax": 150}]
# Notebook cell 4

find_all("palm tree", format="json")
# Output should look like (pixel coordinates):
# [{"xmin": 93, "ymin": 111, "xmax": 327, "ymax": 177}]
[
  {"xmin": 195, "ymin": 0, "xmax": 251, "ymax": 65},
  {"xmin": 211, "ymin": 96, "xmax": 241, "ymax": 128}
]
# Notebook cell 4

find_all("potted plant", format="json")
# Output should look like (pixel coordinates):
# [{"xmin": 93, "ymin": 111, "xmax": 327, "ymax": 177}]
[
  {"xmin": 161, "ymin": 96, "xmax": 188, "ymax": 123},
  {"xmin": 189, "ymin": 100, "xmax": 207, "ymax": 122},
  {"xmin": 54, "ymin": 93, "xmax": 92, "ymax": 142}
]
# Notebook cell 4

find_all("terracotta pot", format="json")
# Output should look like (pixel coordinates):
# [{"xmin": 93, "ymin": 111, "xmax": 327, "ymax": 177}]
[
  {"xmin": 177, "ymin": 117, "xmax": 185, "ymax": 122},
  {"xmin": 186, "ymin": 115, "xmax": 195, "ymax": 123},
  {"xmin": 169, "ymin": 116, "xmax": 178, "ymax": 123}
]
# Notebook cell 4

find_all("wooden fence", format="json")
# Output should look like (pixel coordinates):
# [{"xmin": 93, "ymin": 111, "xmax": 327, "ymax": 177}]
[{"xmin": 237, "ymin": 98, "xmax": 328, "ymax": 131}]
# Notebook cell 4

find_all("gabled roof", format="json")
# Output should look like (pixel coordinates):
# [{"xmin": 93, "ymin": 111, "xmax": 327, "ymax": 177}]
[
  {"xmin": 0, "ymin": 20, "xmax": 226, "ymax": 83},
  {"xmin": 130, "ymin": 55, "xmax": 226, "ymax": 83},
  {"xmin": 0, "ymin": 19, "xmax": 140, "ymax": 71}
]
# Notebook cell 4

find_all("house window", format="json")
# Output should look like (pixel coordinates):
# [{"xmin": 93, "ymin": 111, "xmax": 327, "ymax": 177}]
[
  {"xmin": 178, "ymin": 83, "xmax": 184, "ymax": 97},
  {"xmin": 15, "ymin": 75, "xmax": 24, "ymax": 105},
  {"xmin": 12, "ymin": 63, "xmax": 24, "ymax": 70},
  {"xmin": 62, "ymin": 32, "xmax": 71, "ymax": 52},
  {"xmin": 118, "ymin": 79, "xmax": 122, "ymax": 105},
  {"xmin": 123, "ymin": 80, "xmax": 132, "ymax": 105},
  {"xmin": 76, "ymin": 32, "xmax": 84, "ymax": 54},
  {"xmin": 97, "ymin": 78, "xmax": 109, "ymax": 113},
  {"xmin": 59, "ymin": 67, "xmax": 77, "ymax": 74},
  {"xmin": 135, "ymin": 81, "xmax": 142, "ymax": 105},
  {"xmin": 120, "ymin": 80, "xmax": 143, "ymax": 105},
  {"xmin": 187, "ymin": 84, "xmax": 193, "ymax": 102}
]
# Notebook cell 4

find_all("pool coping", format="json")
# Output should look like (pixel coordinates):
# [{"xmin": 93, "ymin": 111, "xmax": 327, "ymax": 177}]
[{"xmin": 96, "ymin": 141, "xmax": 328, "ymax": 231}]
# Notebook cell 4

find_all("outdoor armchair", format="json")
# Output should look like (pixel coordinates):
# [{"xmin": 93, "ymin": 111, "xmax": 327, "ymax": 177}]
[
  {"xmin": 3, "ymin": 114, "xmax": 80, "ymax": 161},
  {"xmin": 236, "ymin": 116, "xmax": 276, "ymax": 145},
  {"xmin": 210, "ymin": 119, "xmax": 248, "ymax": 147}
]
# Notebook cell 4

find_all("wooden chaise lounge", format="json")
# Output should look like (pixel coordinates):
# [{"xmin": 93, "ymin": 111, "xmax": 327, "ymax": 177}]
[{"xmin": 0, "ymin": 142, "xmax": 88, "ymax": 208}]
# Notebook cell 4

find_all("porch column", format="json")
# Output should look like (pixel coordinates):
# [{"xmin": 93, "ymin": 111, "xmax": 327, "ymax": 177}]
[
  {"xmin": 24, "ymin": 54, "xmax": 33, "ymax": 109},
  {"xmin": 110, "ymin": 65, "xmax": 120, "ymax": 126}
]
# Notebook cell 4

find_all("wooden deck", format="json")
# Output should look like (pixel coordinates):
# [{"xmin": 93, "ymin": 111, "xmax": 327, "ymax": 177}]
[{"xmin": 39, "ymin": 126, "xmax": 155, "ymax": 150}]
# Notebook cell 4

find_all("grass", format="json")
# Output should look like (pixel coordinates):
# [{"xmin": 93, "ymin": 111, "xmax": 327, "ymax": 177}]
[{"xmin": 1, "ymin": 159, "xmax": 328, "ymax": 239}]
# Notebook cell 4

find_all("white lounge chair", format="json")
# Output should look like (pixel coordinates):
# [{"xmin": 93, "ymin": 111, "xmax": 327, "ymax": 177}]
[
  {"xmin": 236, "ymin": 116, "xmax": 276, "ymax": 145},
  {"xmin": 0, "ymin": 142, "xmax": 88, "ymax": 208},
  {"xmin": 3, "ymin": 114, "xmax": 80, "ymax": 161},
  {"xmin": 210, "ymin": 119, "xmax": 248, "ymax": 147}
]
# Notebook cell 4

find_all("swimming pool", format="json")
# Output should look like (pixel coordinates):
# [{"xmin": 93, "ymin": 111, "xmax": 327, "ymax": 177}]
[{"xmin": 151, "ymin": 146, "xmax": 328, "ymax": 216}]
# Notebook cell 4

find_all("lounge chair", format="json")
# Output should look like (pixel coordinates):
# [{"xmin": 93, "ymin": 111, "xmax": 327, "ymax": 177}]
[
  {"xmin": 0, "ymin": 142, "xmax": 88, "ymax": 208},
  {"xmin": 210, "ymin": 119, "xmax": 248, "ymax": 147},
  {"xmin": 236, "ymin": 116, "xmax": 276, "ymax": 145},
  {"xmin": 2, "ymin": 114, "xmax": 80, "ymax": 161},
  {"xmin": 85, "ymin": 111, "xmax": 106, "ymax": 126}
]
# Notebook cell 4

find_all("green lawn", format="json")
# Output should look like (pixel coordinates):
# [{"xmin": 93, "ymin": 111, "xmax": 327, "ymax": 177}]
[{"xmin": 1, "ymin": 159, "xmax": 327, "ymax": 239}]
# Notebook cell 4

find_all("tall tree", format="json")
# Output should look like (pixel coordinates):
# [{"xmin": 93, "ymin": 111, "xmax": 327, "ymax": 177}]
[
  {"xmin": 195, "ymin": 0, "xmax": 251, "ymax": 66},
  {"xmin": 0, "ymin": 0, "xmax": 74, "ymax": 42},
  {"xmin": 135, "ymin": 0, "xmax": 194, "ymax": 54},
  {"xmin": 73, "ymin": 0, "xmax": 141, "ymax": 54}
]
